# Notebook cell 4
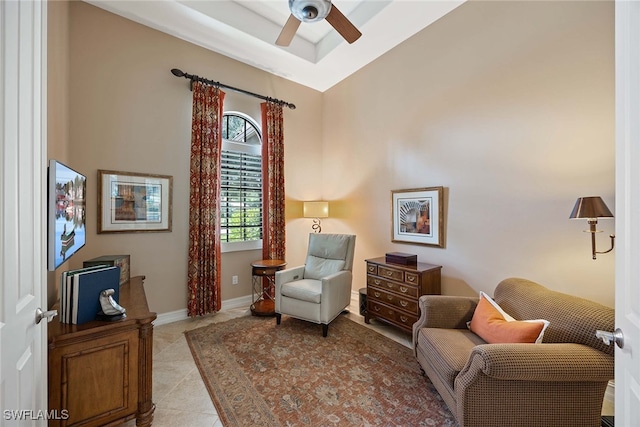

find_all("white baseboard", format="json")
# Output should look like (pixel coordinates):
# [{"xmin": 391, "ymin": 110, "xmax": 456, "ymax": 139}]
[{"xmin": 153, "ymin": 294, "xmax": 253, "ymax": 326}]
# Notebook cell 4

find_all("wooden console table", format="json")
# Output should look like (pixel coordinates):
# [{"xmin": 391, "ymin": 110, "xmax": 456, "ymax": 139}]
[
  {"xmin": 365, "ymin": 258, "xmax": 442, "ymax": 332},
  {"xmin": 48, "ymin": 275, "xmax": 156, "ymax": 426}
]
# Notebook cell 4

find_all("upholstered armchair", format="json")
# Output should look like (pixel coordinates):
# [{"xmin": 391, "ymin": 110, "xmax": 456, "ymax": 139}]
[{"xmin": 275, "ymin": 233, "xmax": 356, "ymax": 337}]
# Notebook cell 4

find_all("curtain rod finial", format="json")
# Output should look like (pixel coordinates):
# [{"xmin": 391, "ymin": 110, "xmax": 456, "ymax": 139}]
[{"xmin": 171, "ymin": 68, "xmax": 185, "ymax": 77}]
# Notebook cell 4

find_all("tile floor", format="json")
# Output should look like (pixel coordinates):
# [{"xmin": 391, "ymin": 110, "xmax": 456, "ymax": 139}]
[{"xmin": 124, "ymin": 299, "xmax": 613, "ymax": 426}]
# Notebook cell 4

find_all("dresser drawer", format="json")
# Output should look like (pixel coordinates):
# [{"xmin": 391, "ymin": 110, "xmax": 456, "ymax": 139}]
[
  {"xmin": 367, "ymin": 287, "xmax": 418, "ymax": 314},
  {"xmin": 367, "ymin": 275, "xmax": 419, "ymax": 298},
  {"xmin": 366, "ymin": 263, "xmax": 378, "ymax": 276},
  {"xmin": 368, "ymin": 300, "xmax": 418, "ymax": 329},
  {"xmin": 377, "ymin": 265, "xmax": 404, "ymax": 282}
]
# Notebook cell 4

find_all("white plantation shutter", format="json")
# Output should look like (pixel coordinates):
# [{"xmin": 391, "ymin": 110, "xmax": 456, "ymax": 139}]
[{"xmin": 220, "ymin": 112, "xmax": 262, "ymax": 245}]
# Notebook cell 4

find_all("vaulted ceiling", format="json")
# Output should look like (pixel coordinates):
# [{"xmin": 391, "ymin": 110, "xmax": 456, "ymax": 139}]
[{"xmin": 86, "ymin": 0, "xmax": 465, "ymax": 92}]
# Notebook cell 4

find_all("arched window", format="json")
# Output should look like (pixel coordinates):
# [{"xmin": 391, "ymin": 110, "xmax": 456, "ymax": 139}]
[{"xmin": 220, "ymin": 112, "xmax": 262, "ymax": 251}]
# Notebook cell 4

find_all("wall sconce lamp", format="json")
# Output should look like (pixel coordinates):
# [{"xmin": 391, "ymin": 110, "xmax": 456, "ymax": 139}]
[
  {"xmin": 569, "ymin": 196, "xmax": 615, "ymax": 260},
  {"xmin": 303, "ymin": 201, "xmax": 329, "ymax": 233}
]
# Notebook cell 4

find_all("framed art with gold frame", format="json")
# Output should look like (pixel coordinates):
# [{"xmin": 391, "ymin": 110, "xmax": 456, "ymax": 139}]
[{"xmin": 98, "ymin": 170, "xmax": 173, "ymax": 233}]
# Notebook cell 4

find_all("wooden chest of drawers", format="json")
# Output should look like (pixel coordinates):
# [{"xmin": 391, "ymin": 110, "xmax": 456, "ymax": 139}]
[{"xmin": 364, "ymin": 257, "xmax": 442, "ymax": 332}]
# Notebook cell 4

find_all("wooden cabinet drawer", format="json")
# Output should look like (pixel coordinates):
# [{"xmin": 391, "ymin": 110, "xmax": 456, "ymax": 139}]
[
  {"xmin": 367, "ymin": 287, "xmax": 418, "ymax": 314},
  {"xmin": 367, "ymin": 276, "xmax": 419, "ymax": 298},
  {"xmin": 368, "ymin": 301, "xmax": 418, "ymax": 328},
  {"xmin": 405, "ymin": 271, "xmax": 420, "ymax": 285},
  {"xmin": 377, "ymin": 265, "xmax": 404, "ymax": 282},
  {"xmin": 366, "ymin": 263, "xmax": 378, "ymax": 276}
]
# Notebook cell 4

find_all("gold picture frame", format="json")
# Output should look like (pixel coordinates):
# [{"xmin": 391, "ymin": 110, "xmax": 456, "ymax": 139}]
[
  {"xmin": 391, "ymin": 186, "xmax": 444, "ymax": 247},
  {"xmin": 98, "ymin": 170, "xmax": 173, "ymax": 233}
]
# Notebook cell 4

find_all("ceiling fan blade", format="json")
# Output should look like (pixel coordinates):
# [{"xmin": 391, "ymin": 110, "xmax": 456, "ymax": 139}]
[
  {"xmin": 276, "ymin": 14, "xmax": 301, "ymax": 46},
  {"xmin": 325, "ymin": 5, "xmax": 362, "ymax": 44}
]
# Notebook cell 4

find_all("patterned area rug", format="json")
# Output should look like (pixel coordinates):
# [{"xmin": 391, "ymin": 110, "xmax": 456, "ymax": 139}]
[{"xmin": 185, "ymin": 314, "xmax": 456, "ymax": 426}]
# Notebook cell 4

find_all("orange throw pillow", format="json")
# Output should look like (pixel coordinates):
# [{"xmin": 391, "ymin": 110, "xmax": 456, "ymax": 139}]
[{"xmin": 469, "ymin": 294, "xmax": 546, "ymax": 344}]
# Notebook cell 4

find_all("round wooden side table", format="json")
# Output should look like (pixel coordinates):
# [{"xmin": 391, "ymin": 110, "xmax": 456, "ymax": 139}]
[{"xmin": 250, "ymin": 259, "xmax": 286, "ymax": 316}]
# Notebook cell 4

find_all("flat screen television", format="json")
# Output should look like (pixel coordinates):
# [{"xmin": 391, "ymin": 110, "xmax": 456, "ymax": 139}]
[{"xmin": 48, "ymin": 160, "xmax": 87, "ymax": 271}]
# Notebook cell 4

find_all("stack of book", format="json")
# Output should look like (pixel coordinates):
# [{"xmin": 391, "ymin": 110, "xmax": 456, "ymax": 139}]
[{"xmin": 60, "ymin": 265, "xmax": 121, "ymax": 324}]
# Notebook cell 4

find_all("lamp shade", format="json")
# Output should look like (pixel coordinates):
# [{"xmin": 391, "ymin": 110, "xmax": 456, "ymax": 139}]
[
  {"xmin": 303, "ymin": 201, "xmax": 329, "ymax": 218},
  {"xmin": 569, "ymin": 196, "xmax": 614, "ymax": 219}
]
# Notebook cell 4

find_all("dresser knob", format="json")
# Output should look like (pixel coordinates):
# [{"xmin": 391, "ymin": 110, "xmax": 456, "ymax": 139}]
[
  {"xmin": 400, "ymin": 300, "xmax": 408, "ymax": 307},
  {"xmin": 400, "ymin": 286, "xmax": 408, "ymax": 293},
  {"xmin": 374, "ymin": 279, "xmax": 381, "ymax": 285},
  {"xmin": 400, "ymin": 316, "xmax": 408, "ymax": 323},
  {"xmin": 387, "ymin": 271, "xmax": 393, "ymax": 276},
  {"xmin": 407, "ymin": 276, "xmax": 415, "ymax": 282},
  {"xmin": 374, "ymin": 292, "xmax": 380, "ymax": 298},
  {"xmin": 374, "ymin": 306, "xmax": 380, "ymax": 312},
  {"xmin": 387, "ymin": 295, "xmax": 393, "ymax": 301}
]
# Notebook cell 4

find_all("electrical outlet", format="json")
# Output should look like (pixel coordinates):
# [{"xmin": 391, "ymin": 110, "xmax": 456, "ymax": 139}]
[{"xmin": 232, "ymin": 275, "xmax": 238, "ymax": 285}]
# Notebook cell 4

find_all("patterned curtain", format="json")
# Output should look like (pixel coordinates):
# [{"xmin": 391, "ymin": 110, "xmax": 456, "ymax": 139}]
[
  {"xmin": 187, "ymin": 81, "xmax": 225, "ymax": 317},
  {"xmin": 261, "ymin": 101, "xmax": 286, "ymax": 261}
]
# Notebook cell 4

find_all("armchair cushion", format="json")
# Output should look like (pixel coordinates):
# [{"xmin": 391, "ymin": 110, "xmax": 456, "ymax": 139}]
[
  {"xmin": 468, "ymin": 292, "xmax": 549, "ymax": 344},
  {"xmin": 281, "ymin": 279, "xmax": 322, "ymax": 303}
]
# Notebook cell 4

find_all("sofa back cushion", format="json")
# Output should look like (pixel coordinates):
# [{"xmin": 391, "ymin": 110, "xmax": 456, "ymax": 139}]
[{"xmin": 494, "ymin": 278, "xmax": 614, "ymax": 356}]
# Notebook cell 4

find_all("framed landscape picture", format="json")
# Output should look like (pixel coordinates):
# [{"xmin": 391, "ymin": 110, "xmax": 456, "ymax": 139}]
[
  {"xmin": 98, "ymin": 170, "xmax": 173, "ymax": 233},
  {"xmin": 391, "ymin": 186, "xmax": 444, "ymax": 247}
]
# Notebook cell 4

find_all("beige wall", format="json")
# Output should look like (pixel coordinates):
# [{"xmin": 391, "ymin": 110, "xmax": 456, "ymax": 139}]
[
  {"xmin": 48, "ymin": 0, "xmax": 615, "ymax": 314},
  {"xmin": 48, "ymin": 1, "xmax": 323, "ymax": 313},
  {"xmin": 323, "ymin": 0, "xmax": 615, "ymax": 306}
]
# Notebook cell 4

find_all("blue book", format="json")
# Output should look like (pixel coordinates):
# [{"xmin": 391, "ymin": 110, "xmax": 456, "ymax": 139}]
[
  {"xmin": 60, "ymin": 264, "xmax": 108, "ymax": 324},
  {"xmin": 71, "ymin": 266, "xmax": 121, "ymax": 325}
]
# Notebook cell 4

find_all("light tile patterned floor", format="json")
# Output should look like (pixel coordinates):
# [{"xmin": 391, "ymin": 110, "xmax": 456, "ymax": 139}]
[{"xmin": 124, "ymin": 298, "xmax": 613, "ymax": 426}]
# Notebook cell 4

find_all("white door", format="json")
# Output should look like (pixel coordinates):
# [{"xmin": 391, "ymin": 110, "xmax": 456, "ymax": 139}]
[
  {"xmin": 0, "ymin": 0, "xmax": 49, "ymax": 424},
  {"xmin": 615, "ymin": 1, "xmax": 640, "ymax": 426}
]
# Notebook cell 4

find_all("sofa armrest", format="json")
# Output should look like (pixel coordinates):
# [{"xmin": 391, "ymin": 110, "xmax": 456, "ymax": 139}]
[
  {"xmin": 454, "ymin": 343, "xmax": 614, "ymax": 427},
  {"xmin": 458, "ymin": 343, "xmax": 614, "ymax": 383},
  {"xmin": 412, "ymin": 295, "xmax": 478, "ymax": 351}
]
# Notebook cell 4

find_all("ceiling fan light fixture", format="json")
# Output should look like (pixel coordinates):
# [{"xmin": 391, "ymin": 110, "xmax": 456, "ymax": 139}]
[{"xmin": 290, "ymin": 0, "xmax": 331, "ymax": 22}]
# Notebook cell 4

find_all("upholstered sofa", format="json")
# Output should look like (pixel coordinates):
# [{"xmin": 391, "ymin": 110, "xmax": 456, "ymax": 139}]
[{"xmin": 412, "ymin": 277, "xmax": 614, "ymax": 427}]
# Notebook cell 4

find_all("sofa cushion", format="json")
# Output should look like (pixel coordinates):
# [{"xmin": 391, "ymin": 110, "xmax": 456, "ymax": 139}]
[
  {"xmin": 469, "ymin": 292, "xmax": 549, "ymax": 344},
  {"xmin": 417, "ymin": 328, "xmax": 486, "ymax": 389}
]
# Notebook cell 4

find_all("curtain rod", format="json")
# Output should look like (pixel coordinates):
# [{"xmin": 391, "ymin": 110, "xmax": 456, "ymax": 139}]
[{"xmin": 171, "ymin": 68, "xmax": 296, "ymax": 110}]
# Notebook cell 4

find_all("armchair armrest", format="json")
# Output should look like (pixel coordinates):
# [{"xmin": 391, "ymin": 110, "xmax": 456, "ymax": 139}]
[
  {"xmin": 275, "ymin": 266, "xmax": 305, "ymax": 311},
  {"xmin": 275, "ymin": 265, "xmax": 305, "ymax": 286},
  {"xmin": 413, "ymin": 295, "xmax": 478, "ymax": 350},
  {"xmin": 320, "ymin": 270, "xmax": 352, "ymax": 322}
]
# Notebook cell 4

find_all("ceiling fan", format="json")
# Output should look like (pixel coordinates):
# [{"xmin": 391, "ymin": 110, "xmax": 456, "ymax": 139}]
[{"xmin": 276, "ymin": 0, "xmax": 362, "ymax": 47}]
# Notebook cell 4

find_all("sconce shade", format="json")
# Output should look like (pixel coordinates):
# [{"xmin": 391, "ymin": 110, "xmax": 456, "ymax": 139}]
[
  {"xmin": 569, "ymin": 197, "xmax": 613, "ymax": 219},
  {"xmin": 303, "ymin": 201, "xmax": 329, "ymax": 218}
]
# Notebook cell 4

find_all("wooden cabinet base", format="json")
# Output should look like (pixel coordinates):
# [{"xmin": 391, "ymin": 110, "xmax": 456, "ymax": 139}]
[
  {"xmin": 48, "ymin": 276, "xmax": 156, "ymax": 426},
  {"xmin": 364, "ymin": 258, "xmax": 442, "ymax": 332}
]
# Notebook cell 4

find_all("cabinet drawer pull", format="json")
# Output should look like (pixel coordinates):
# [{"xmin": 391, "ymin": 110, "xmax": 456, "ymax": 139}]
[
  {"xmin": 407, "ymin": 276, "xmax": 415, "ymax": 282},
  {"xmin": 368, "ymin": 266, "xmax": 375, "ymax": 272},
  {"xmin": 374, "ymin": 279, "xmax": 381, "ymax": 285},
  {"xmin": 400, "ymin": 315, "xmax": 408, "ymax": 323},
  {"xmin": 374, "ymin": 292, "xmax": 380, "ymax": 298},
  {"xmin": 400, "ymin": 300, "xmax": 408, "ymax": 307},
  {"xmin": 388, "ymin": 310, "xmax": 394, "ymax": 315},
  {"xmin": 387, "ymin": 283, "xmax": 393, "ymax": 288},
  {"xmin": 374, "ymin": 306, "xmax": 381, "ymax": 312},
  {"xmin": 387, "ymin": 295, "xmax": 393, "ymax": 301},
  {"xmin": 400, "ymin": 286, "xmax": 408, "ymax": 293}
]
